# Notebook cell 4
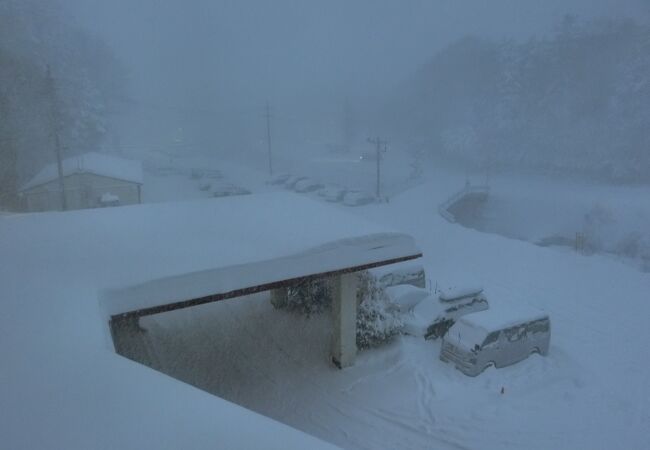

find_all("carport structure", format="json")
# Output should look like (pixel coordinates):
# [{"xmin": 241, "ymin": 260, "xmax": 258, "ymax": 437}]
[
  {"xmin": 0, "ymin": 191, "xmax": 421, "ymax": 449},
  {"xmin": 105, "ymin": 192, "xmax": 422, "ymax": 368}
]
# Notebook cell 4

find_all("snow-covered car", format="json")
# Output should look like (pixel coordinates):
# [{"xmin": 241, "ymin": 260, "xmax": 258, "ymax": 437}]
[
  {"xmin": 203, "ymin": 169, "xmax": 223, "ymax": 179},
  {"xmin": 155, "ymin": 166, "xmax": 186, "ymax": 176},
  {"xmin": 190, "ymin": 168, "xmax": 205, "ymax": 179},
  {"xmin": 212, "ymin": 183, "xmax": 251, "ymax": 198},
  {"xmin": 267, "ymin": 173, "xmax": 291, "ymax": 185},
  {"xmin": 293, "ymin": 178, "xmax": 324, "ymax": 193},
  {"xmin": 318, "ymin": 185, "xmax": 347, "ymax": 202},
  {"xmin": 198, "ymin": 181, "xmax": 212, "ymax": 191},
  {"xmin": 343, "ymin": 190, "xmax": 375, "ymax": 206},
  {"xmin": 402, "ymin": 287, "xmax": 489, "ymax": 339},
  {"xmin": 384, "ymin": 285, "xmax": 430, "ymax": 313},
  {"xmin": 440, "ymin": 308, "xmax": 550, "ymax": 377},
  {"xmin": 284, "ymin": 175, "xmax": 308, "ymax": 189},
  {"xmin": 370, "ymin": 262, "xmax": 426, "ymax": 289}
]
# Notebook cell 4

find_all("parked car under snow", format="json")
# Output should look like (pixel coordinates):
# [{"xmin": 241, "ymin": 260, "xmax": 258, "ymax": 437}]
[
  {"xmin": 318, "ymin": 185, "xmax": 347, "ymax": 202},
  {"xmin": 402, "ymin": 287, "xmax": 489, "ymax": 339},
  {"xmin": 212, "ymin": 183, "xmax": 251, "ymax": 198},
  {"xmin": 370, "ymin": 262, "xmax": 426, "ymax": 289},
  {"xmin": 267, "ymin": 173, "xmax": 291, "ymax": 185},
  {"xmin": 284, "ymin": 175, "xmax": 308, "ymax": 189},
  {"xmin": 343, "ymin": 190, "xmax": 375, "ymax": 206},
  {"xmin": 294, "ymin": 178, "xmax": 324, "ymax": 193},
  {"xmin": 384, "ymin": 285, "xmax": 430, "ymax": 313},
  {"xmin": 440, "ymin": 307, "xmax": 550, "ymax": 377}
]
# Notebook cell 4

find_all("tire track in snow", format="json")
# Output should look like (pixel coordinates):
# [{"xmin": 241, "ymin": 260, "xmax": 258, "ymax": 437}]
[{"xmin": 225, "ymin": 300, "xmax": 471, "ymax": 450}]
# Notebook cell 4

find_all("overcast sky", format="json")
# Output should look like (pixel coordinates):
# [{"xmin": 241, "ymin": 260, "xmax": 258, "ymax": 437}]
[
  {"xmin": 67, "ymin": 1, "xmax": 646, "ymax": 102},
  {"xmin": 64, "ymin": 0, "xmax": 648, "ymax": 151}
]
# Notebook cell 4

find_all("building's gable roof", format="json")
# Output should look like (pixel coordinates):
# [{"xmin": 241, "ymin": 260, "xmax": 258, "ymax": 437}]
[{"xmin": 20, "ymin": 152, "xmax": 143, "ymax": 191}]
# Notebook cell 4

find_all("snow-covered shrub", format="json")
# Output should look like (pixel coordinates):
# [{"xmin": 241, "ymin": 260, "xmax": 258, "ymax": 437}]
[
  {"xmin": 356, "ymin": 271, "xmax": 403, "ymax": 349},
  {"xmin": 582, "ymin": 204, "xmax": 616, "ymax": 254},
  {"xmin": 281, "ymin": 278, "xmax": 333, "ymax": 317},
  {"xmin": 274, "ymin": 271, "xmax": 403, "ymax": 349},
  {"xmin": 615, "ymin": 231, "xmax": 643, "ymax": 258}
]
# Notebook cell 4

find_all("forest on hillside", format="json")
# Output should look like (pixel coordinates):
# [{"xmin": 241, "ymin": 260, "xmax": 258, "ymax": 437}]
[{"xmin": 390, "ymin": 17, "xmax": 650, "ymax": 182}]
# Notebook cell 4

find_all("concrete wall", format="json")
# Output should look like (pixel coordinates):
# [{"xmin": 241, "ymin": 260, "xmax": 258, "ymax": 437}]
[{"xmin": 22, "ymin": 173, "xmax": 141, "ymax": 212}]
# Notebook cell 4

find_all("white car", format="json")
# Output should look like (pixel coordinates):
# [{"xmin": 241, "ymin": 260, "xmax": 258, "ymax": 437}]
[
  {"xmin": 203, "ymin": 169, "xmax": 223, "ymax": 179},
  {"xmin": 294, "ymin": 178, "xmax": 324, "ymax": 193},
  {"xmin": 319, "ymin": 185, "xmax": 347, "ymax": 202},
  {"xmin": 343, "ymin": 190, "xmax": 375, "ymax": 206},
  {"xmin": 198, "ymin": 181, "xmax": 212, "ymax": 191},
  {"xmin": 284, "ymin": 175, "xmax": 308, "ymax": 189},
  {"xmin": 212, "ymin": 183, "xmax": 251, "ymax": 198},
  {"xmin": 384, "ymin": 285, "xmax": 430, "ymax": 313},
  {"xmin": 402, "ymin": 288, "xmax": 489, "ymax": 339},
  {"xmin": 267, "ymin": 173, "xmax": 291, "ymax": 185}
]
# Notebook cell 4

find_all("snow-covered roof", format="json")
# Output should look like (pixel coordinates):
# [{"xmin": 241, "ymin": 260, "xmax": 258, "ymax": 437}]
[
  {"xmin": 20, "ymin": 152, "xmax": 143, "ymax": 191},
  {"xmin": 0, "ymin": 193, "xmax": 420, "ymax": 449}
]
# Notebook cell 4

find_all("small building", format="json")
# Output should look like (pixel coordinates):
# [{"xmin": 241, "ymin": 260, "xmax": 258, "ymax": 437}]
[{"xmin": 19, "ymin": 152, "xmax": 143, "ymax": 212}]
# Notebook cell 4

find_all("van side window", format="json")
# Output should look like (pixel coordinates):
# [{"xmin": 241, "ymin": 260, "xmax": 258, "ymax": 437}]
[
  {"xmin": 528, "ymin": 319, "xmax": 549, "ymax": 334},
  {"xmin": 482, "ymin": 331, "xmax": 499, "ymax": 347},
  {"xmin": 505, "ymin": 326, "xmax": 526, "ymax": 342}
]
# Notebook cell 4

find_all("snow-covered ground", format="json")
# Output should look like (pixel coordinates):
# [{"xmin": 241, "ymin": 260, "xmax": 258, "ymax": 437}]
[
  {"xmin": 450, "ymin": 172, "xmax": 650, "ymax": 271},
  {"xmin": 118, "ymin": 155, "xmax": 650, "ymax": 450}
]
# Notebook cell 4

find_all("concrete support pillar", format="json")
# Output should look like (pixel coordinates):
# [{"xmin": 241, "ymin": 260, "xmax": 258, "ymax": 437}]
[
  {"xmin": 270, "ymin": 287, "xmax": 288, "ymax": 309},
  {"xmin": 331, "ymin": 272, "xmax": 358, "ymax": 368}
]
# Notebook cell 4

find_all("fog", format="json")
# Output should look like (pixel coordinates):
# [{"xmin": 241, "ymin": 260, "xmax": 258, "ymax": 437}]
[
  {"xmin": 4, "ymin": 2, "xmax": 650, "ymax": 450},
  {"xmin": 65, "ymin": 0, "xmax": 648, "ymax": 158}
]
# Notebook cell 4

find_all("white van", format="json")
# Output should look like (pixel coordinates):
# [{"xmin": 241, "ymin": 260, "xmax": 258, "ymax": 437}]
[{"xmin": 440, "ymin": 307, "xmax": 550, "ymax": 377}]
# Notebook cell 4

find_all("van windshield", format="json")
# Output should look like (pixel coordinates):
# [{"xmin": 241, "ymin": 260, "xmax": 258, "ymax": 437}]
[{"xmin": 447, "ymin": 322, "xmax": 487, "ymax": 349}]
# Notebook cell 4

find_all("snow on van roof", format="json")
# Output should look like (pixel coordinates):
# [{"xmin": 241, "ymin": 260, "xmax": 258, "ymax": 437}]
[
  {"xmin": 457, "ymin": 304, "xmax": 548, "ymax": 334},
  {"xmin": 20, "ymin": 152, "xmax": 143, "ymax": 191},
  {"xmin": 0, "ymin": 192, "xmax": 419, "ymax": 449}
]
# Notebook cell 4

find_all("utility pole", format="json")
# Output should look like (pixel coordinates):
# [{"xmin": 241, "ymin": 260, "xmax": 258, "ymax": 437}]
[
  {"xmin": 367, "ymin": 137, "xmax": 387, "ymax": 199},
  {"xmin": 342, "ymin": 97, "xmax": 354, "ymax": 153},
  {"xmin": 45, "ymin": 65, "xmax": 67, "ymax": 211},
  {"xmin": 264, "ymin": 101, "xmax": 273, "ymax": 176}
]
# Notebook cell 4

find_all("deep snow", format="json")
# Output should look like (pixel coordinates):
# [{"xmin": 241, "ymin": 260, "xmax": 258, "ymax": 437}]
[
  {"xmin": 114, "ymin": 154, "xmax": 650, "ymax": 450},
  {"xmin": 3, "ymin": 152, "xmax": 650, "ymax": 450}
]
